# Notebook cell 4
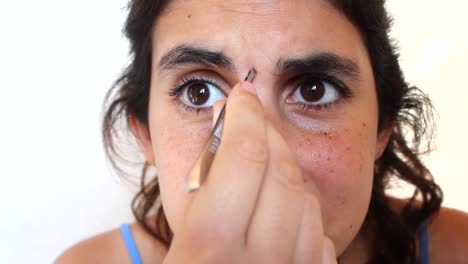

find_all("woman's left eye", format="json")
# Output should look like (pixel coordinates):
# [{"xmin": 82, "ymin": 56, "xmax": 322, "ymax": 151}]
[{"xmin": 288, "ymin": 79, "xmax": 344, "ymax": 107}]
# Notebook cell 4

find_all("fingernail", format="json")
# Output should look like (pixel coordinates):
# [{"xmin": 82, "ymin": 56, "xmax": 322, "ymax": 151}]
[{"xmin": 240, "ymin": 81, "xmax": 257, "ymax": 95}]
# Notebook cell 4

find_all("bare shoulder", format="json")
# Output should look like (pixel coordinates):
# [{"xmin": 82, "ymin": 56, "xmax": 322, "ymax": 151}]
[
  {"xmin": 54, "ymin": 221, "xmax": 168, "ymax": 264},
  {"xmin": 388, "ymin": 198, "xmax": 468, "ymax": 263},
  {"xmin": 429, "ymin": 206, "xmax": 468, "ymax": 263}
]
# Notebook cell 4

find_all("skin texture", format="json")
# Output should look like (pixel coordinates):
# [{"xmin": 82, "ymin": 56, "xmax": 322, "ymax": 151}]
[{"xmin": 144, "ymin": 0, "xmax": 387, "ymax": 259}]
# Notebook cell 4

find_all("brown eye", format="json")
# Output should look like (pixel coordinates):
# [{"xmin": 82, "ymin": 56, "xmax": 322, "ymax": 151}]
[
  {"xmin": 187, "ymin": 82, "xmax": 210, "ymax": 105},
  {"xmin": 179, "ymin": 80, "xmax": 225, "ymax": 109},
  {"xmin": 289, "ymin": 79, "xmax": 340, "ymax": 106},
  {"xmin": 299, "ymin": 80, "xmax": 325, "ymax": 102}
]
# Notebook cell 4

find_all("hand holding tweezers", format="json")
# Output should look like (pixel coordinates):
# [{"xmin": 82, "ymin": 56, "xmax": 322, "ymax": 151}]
[{"xmin": 185, "ymin": 68, "xmax": 257, "ymax": 192}]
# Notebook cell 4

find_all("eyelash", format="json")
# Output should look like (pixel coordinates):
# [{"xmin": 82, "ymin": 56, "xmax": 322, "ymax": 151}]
[{"xmin": 168, "ymin": 74, "xmax": 352, "ymax": 114}]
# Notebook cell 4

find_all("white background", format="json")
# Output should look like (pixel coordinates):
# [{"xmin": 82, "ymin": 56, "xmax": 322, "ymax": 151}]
[{"xmin": 0, "ymin": 0, "xmax": 467, "ymax": 263}]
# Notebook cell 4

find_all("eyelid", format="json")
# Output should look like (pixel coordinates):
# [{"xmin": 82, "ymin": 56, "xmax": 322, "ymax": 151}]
[
  {"xmin": 169, "ymin": 77, "xmax": 218, "ymax": 100},
  {"xmin": 291, "ymin": 73, "xmax": 351, "ymax": 96},
  {"xmin": 170, "ymin": 72, "xmax": 229, "ymax": 98}
]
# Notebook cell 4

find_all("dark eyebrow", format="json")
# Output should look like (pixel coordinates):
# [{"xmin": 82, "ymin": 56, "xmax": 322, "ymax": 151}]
[
  {"xmin": 158, "ymin": 44, "xmax": 234, "ymax": 74},
  {"xmin": 276, "ymin": 52, "xmax": 360, "ymax": 80}
]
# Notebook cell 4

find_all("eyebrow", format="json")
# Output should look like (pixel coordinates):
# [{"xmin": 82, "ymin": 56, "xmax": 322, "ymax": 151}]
[
  {"xmin": 158, "ymin": 44, "xmax": 234, "ymax": 74},
  {"xmin": 276, "ymin": 52, "xmax": 361, "ymax": 80},
  {"xmin": 158, "ymin": 44, "xmax": 360, "ymax": 81}
]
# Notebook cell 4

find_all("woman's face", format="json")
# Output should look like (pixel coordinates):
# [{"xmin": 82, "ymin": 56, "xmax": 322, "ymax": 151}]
[{"xmin": 140, "ymin": 0, "xmax": 389, "ymax": 255}]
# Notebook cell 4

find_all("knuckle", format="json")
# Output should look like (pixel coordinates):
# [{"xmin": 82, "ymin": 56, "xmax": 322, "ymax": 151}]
[
  {"xmin": 231, "ymin": 136, "xmax": 269, "ymax": 164},
  {"xmin": 305, "ymin": 193, "xmax": 321, "ymax": 211},
  {"xmin": 257, "ymin": 253, "xmax": 288, "ymax": 264},
  {"xmin": 274, "ymin": 160, "xmax": 304, "ymax": 190},
  {"xmin": 184, "ymin": 226, "xmax": 231, "ymax": 262}
]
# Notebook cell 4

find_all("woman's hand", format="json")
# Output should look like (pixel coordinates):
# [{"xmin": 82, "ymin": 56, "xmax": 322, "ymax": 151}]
[{"xmin": 163, "ymin": 81, "xmax": 337, "ymax": 264}]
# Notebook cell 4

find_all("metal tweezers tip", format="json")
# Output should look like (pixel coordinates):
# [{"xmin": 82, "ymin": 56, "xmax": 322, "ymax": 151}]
[{"xmin": 244, "ymin": 67, "xmax": 257, "ymax": 82}]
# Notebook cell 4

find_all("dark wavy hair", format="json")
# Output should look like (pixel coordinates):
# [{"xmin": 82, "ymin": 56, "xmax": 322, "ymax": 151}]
[{"xmin": 102, "ymin": 0, "xmax": 443, "ymax": 262}]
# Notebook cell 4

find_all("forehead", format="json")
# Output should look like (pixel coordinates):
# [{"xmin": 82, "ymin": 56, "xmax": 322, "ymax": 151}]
[{"xmin": 153, "ymin": 0, "xmax": 369, "ymax": 72}]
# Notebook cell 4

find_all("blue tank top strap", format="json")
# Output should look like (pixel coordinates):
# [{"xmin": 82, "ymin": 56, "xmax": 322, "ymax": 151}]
[
  {"xmin": 120, "ymin": 223, "xmax": 143, "ymax": 264},
  {"xmin": 419, "ymin": 220, "xmax": 430, "ymax": 264}
]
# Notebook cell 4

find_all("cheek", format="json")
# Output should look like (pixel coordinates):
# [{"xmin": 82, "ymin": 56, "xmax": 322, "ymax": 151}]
[
  {"xmin": 296, "ymin": 128, "xmax": 375, "ymax": 198},
  {"xmin": 150, "ymin": 110, "xmax": 212, "ymax": 234},
  {"xmin": 287, "ymin": 121, "xmax": 377, "ymax": 254}
]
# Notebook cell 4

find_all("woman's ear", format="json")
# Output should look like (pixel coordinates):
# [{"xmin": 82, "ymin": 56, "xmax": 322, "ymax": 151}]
[
  {"xmin": 375, "ymin": 123, "xmax": 393, "ymax": 160},
  {"xmin": 129, "ymin": 115, "xmax": 156, "ymax": 165}
]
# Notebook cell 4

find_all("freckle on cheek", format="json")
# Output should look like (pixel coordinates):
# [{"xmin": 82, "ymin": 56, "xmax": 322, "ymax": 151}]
[{"xmin": 320, "ymin": 131, "xmax": 336, "ymax": 140}]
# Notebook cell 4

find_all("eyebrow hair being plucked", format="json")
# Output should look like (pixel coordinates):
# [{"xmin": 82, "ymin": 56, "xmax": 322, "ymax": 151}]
[
  {"xmin": 276, "ymin": 52, "xmax": 361, "ymax": 80},
  {"xmin": 158, "ymin": 44, "xmax": 234, "ymax": 73}
]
